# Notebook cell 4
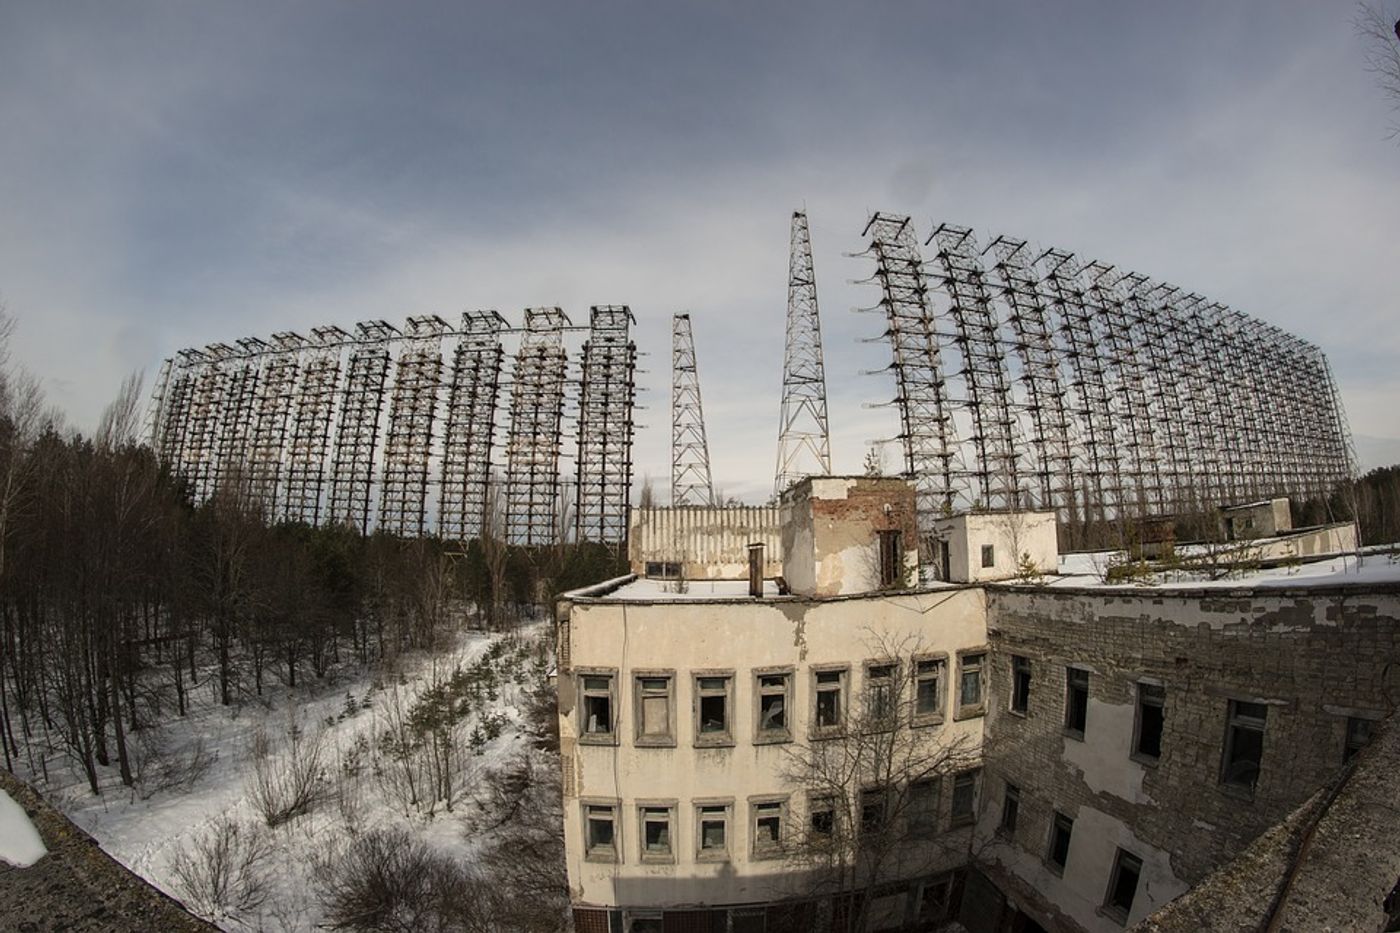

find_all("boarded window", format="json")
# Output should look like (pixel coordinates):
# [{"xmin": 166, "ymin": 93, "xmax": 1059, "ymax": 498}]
[{"xmin": 635, "ymin": 676, "xmax": 672, "ymax": 743}]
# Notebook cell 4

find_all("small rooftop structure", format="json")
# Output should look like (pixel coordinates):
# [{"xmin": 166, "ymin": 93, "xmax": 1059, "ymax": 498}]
[
  {"xmin": 779, "ymin": 475, "xmax": 918, "ymax": 596},
  {"xmin": 930, "ymin": 509, "xmax": 1059, "ymax": 584},
  {"xmin": 1219, "ymin": 497, "xmax": 1292, "ymax": 541}
]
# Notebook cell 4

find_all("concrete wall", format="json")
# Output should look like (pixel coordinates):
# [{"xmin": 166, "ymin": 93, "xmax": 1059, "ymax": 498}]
[
  {"xmin": 628, "ymin": 506, "xmax": 782, "ymax": 580},
  {"xmin": 1219, "ymin": 498, "xmax": 1292, "ymax": 541},
  {"xmin": 558, "ymin": 586, "xmax": 989, "ymax": 911},
  {"xmin": 931, "ymin": 511, "xmax": 1059, "ymax": 584},
  {"xmin": 780, "ymin": 476, "xmax": 919, "ymax": 597},
  {"xmin": 976, "ymin": 583, "xmax": 1400, "ymax": 933},
  {"xmin": 1248, "ymin": 521, "xmax": 1357, "ymax": 561}
]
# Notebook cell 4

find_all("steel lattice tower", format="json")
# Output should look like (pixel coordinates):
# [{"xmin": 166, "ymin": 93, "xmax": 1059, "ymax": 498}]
[
  {"xmin": 927, "ymin": 223, "xmax": 1023, "ymax": 510},
  {"xmin": 283, "ymin": 326, "xmax": 346, "ymax": 525},
  {"xmin": 327, "ymin": 321, "xmax": 396, "ymax": 533},
  {"xmin": 183, "ymin": 345, "xmax": 233, "ymax": 503},
  {"xmin": 504, "ymin": 308, "xmax": 570, "ymax": 546},
  {"xmin": 574, "ymin": 306, "xmax": 637, "ymax": 551},
  {"xmin": 439, "ymin": 311, "xmax": 506, "ymax": 543},
  {"xmin": 155, "ymin": 349, "xmax": 201, "ymax": 475},
  {"xmin": 670, "ymin": 313, "xmax": 715, "ymax": 508},
  {"xmin": 245, "ymin": 332, "xmax": 305, "ymax": 514},
  {"xmin": 774, "ymin": 210, "xmax": 832, "ymax": 496},
  {"xmin": 378, "ymin": 315, "xmax": 447, "ymax": 537},
  {"xmin": 212, "ymin": 339, "xmax": 264, "ymax": 500}
]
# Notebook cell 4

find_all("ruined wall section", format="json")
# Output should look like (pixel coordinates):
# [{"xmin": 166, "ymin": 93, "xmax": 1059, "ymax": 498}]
[{"xmin": 977, "ymin": 583, "xmax": 1400, "ymax": 932}]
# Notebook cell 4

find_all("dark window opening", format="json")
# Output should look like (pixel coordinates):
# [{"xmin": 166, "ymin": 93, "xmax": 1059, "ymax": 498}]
[
  {"xmin": 914, "ymin": 658, "xmax": 944, "ymax": 718},
  {"xmin": 1011, "ymin": 656, "xmax": 1031, "ymax": 715},
  {"xmin": 951, "ymin": 770, "xmax": 979, "ymax": 827},
  {"xmin": 878, "ymin": 530, "xmax": 903, "ymax": 587},
  {"xmin": 1222, "ymin": 700, "xmax": 1267, "ymax": 790},
  {"xmin": 959, "ymin": 653, "xmax": 985, "ymax": 711},
  {"xmin": 981, "ymin": 544, "xmax": 995, "ymax": 568},
  {"xmin": 644, "ymin": 561, "xmax": 681, "ymax": 579},
  {"xmin": 1135, "ymin": 683, "xmax": 1165, "ymax": 760},
  {"xmin": 697, "ymin": 676, "xmax": 730, "ymax": 738},
  {"xmin": 809, "ymin": 799, "xmax": 836, "ymax": 840},
  {"xmin": 866, "ymin": 664, "xmax": 895, "ymax": 725},
  {"xmin": 1104, "ymin": 849, "xmax": 1143, "ymax": 920},
  {"xmin": 1344, "ymin": 716, "xmax": 1374, "ymax": 764},
  {"xmin": 1065, "ymin": 667, "xmax": 1089, "ymax": 737},
  {"xmin": 999, "ymin": 783, "xmax": 1020, "ymax": 834},
  {"xmin": 1047, "ymin": 812, "xmax": 1073, "ymax": 871},
  {"xmin": 860, "ymin": 789, "xmax": 888, "ymax": 836},
  {"xmin": 815, "ymin": 670, "xmax": 844, "ymax": 730},
  {"xmin": 582, "ymin": 675, "xmax": 613, "ymax": 737}
]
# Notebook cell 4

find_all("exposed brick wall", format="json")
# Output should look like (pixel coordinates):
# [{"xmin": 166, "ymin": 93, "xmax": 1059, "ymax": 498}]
[{"xmin": 978, "ymin": 583, "xmax": 1400, "ymax": 927}]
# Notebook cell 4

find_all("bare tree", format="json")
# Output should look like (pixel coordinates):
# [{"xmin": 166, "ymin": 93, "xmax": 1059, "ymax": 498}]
[{"xmin": 1357, "ymin": 3, "xmax": 1400, "ymax": 136}]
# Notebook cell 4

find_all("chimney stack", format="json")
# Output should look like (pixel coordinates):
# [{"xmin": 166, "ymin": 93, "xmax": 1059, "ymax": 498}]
[{"xmin": 748, "ymin": 542, "xmax": 765, "ymax": 598}]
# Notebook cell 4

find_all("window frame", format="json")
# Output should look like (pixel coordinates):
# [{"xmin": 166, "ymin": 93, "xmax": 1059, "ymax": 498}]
[
  {"xmin": 1344, "ymin": 714, "xmax": 1376, "ymax": 764},
  {"xmin": 877, "ymin": 528, "xmax": 903, "ymax": 587},
  {"xmin": 859, "ymin": 786, "xmax": 890, "ymax": 839},
  {"xmin": 998, "ymin": 782, "xmax": 1020, "ymax": 837},
  {"xmin": 694, "ymin": 798, "xmax": 734, "ymax": 862},
  {"xmin": 577, "ymin": 668, "xmax": 619, "ymax": 746},
  {"xmin": 1131, "ymin": 681, "xmax": 1165, "ymax": 764},
  {"xmin": 810, "ymin": 664, "xmax": 849, "ymax": 739},
  {"xmin": 749, "ymin": 795, "xmax": 789, "ymax": 860},
  {"xmin": 980, "ymin": 543, "xmax": 995, "ymax": 569},
  {"xmin": 911, "ymin": 654, "xmax": 948, "ymax": 727},
  {"xmin": 863, "ymin": 659, "xmax": 899, "ymax": 731},
  {"xmin": 1064, "ymin": 666, "xmax": 1090, "ymax": 739},
  {"xmin": 949, "ymin": 768, "xmax": 980, "ymax": 828},
  {"xmin": 693, "ymin": 670, "xmax": 736, "ymax": 748},
  {"xmin": 1102, "ymin": 847, "xmax": 1144, "ymax": 924},
  {"xmin": 636, "ymin": 800, "xmax": 676, "ymax": 864},
  {"xmin": 581, "ymin": 798, "xmax": 621, "ymax": 863},
  {"xmin": 807, "ymin": 793, "xmax": 840, "ymax": 845},
  {"xmin": 1220, "ymin": 699, "xmax": 1267, "ymax": 793},
  {"xmin": 1046, "ymin": 810, "xmax": 1074, "ymax": 875},
  {"xmin": 753, "ymin": 667, "xmax": 794, "ymax": 745},
  {"xmin": 1010, "ymin": 654, "xmax": 1032, "ymax": 716},
  {"xmin": 632, "ymin": 670, "xmax": 676, "ymax": 748},
  {"xmin": 955, "ymin": 650, "xmax": 987, "ymax": 721},
  {"xmin": 906, "ymin": 778, "xmax": 941, "ymax": 839}
]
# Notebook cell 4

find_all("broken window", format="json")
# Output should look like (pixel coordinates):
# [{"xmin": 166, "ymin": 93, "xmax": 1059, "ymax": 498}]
[
  {"xmin": 999, "ymin": 782, "xmax": 1020, "ymax": 835},
  {"xmin": 981, "ymin": 544, "xmax": 995, "ymax": 568},
  {"xmin": 950, "ymin": 769, "xmax": 979, "ymax": 827},
  {"xmin": 913, "ymin": 657, "xmax": 946, "ymax": 723},
  {"xmin": 628, "ymin": 914, "xmax": 664, "ymax": 933},
  {"xmin": 694, "ymin": 674, "xmax": 733, "ymax": 745},
  {"xmin": 1103, "ymin": 848, "xmax": 1143, "ymax": 922},
  {"xmin": 1344, "ymin": 716, "xmax": 1374, "ymax": 764},
  {"xmin": 634, "ymin": 674, "xmax": 673, "ymax": 745},
  {"xmin": 639, "ymin": 805, "xmax": 673, "ymax": 861},
  {"xmin": 958, "ymin": 652, "xmax": 985, "ymax": 715},
  {"xmin": 584, "ymin": 802, "xmax": 618, "ymax": 860},
  {"xmin": 808, "ymin": 795, "xmax": 837, "ymax": 842},
  {"xmin": 813, "ymin": 667, "xmax": 847, "ymax": 735},
  {"xmin": 1134, "ymin": 683, "xmax": 1165, "ymax": 761},
  {"xmin": 860, "ymin": 788, "xmax": 888, "ymax": 837},
  {"xmin": 1010, "ymin": 655, "xmax": 1031, "ymax": 715},
  {"xmin": 696, "ymin": 803, "xmax": 730, "ymax": 859},
  {"xmin": 878, "ymin": 529, "xmax": 903, "ymax": 587},
  {"xmin": 917, "ymin": 877, "xmax": 953, "ymax": 923},
  {"xmin": 1221, "ymin": 700, "xmax": 1267, "ymax": 790},
  {"xmin": 751, "ymin": 799, "xmax": 786, "ymax": 857},
  {"xmin": 907, "ymin": 779, "xmax": 939, "ymax": 838},
  {"xmin": 1065, "ymin": 667, "xmax": 1089, "ymax": 738},
  {"xmin": 580, "ymin": 673, "xmax": 615, "ymax": 742},
  {"xmin": 865, "ymin": 662, "xmax": 896, "ymax": 728},
  {"xmin": 755, "ymin": 671, "xmax": 791, "ymax": 742},
  {"xmin": 1047, "ymin": 811, "xmax": 1073, "ymax": 872}
]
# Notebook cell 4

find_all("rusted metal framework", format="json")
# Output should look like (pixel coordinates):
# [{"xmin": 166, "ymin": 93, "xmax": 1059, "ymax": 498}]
[
  {"xmin": 774, "ymin": 210, "xmax": 832, "ymax": 496},
  {"xmin": 283, "ymin": 326, "xmax": 346, "ymax": 525},
  {"xmin": 212, "ymin": 338, "xmax": 264, "ymax": 499},
  {"xmin": 504, "ymin": 308, "xmax": 570, "ymax": 546},
  {"xmin": 438, "ymin": 311, "xmax": 506, "ymax": 543},
  {"xmin": 574, "ymin": 306, "xmax": 637, "ymax": 551},
  {"xmin": 670, "ymin": 313, "xmax": 715, "ymax": 508},
  {"xmin": 860, "ymin": 211, "xmax": 1355, "ymax": 542},
  {"xmin": 183, "ymin": 344, "xmax": 233, "ymax": 503},
  {"xmin": 378, "ymin": 316, "xmax": 447, "ymax": 538},
  {"xmin": 327, "ymin": 321, "xmax": 396, "ymax": 533},
  {"xmin": 244, "ymin": 332, "xmax": 305, "ymax": 512},
  {"xmin": 154, "ymin": 348, "xmax": 201, "ymax": 471}
]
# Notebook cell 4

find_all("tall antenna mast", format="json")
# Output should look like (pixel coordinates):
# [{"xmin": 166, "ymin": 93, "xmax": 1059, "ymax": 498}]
[
  {"xmin": 671, "ymin": 313, "xmax": 715, "ymax": 507},
  {"xmin": 774, "ymin": 210, "xmax": 832, "ymax": 496}
]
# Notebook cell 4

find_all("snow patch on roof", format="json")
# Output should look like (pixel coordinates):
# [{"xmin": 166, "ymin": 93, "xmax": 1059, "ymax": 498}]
[{"xmin": 0, "ymin": 787, "xmax": 47, "ymax": 867}]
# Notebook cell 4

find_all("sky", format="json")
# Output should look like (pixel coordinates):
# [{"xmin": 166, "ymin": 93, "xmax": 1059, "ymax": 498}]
[{"xmin": 2, "ymin": 1, "xmax": 1398, "ymax": 503}]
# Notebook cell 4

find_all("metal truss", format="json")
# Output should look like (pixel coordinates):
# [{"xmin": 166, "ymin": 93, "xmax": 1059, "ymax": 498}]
[
  {"xmin": 182, "ymin": 344, "xmax": 233, "ymax": 504},
  {"xmin": 774, "ymin": 210, "xmax": 832, "ymax": 496},
  {"xmin": 574, "ymin": 306, "xmax": 637, "ymax": 551},
  {"xmin": 283, "ymin": 326, "xmax": 346, "ymax": 525},
  {"xmin": 245, "ymin": 332, "xmax": 305, "ymax": 513},
  {"xmin": 154, "ymin": 348, "xmax": 201, "ymax": 473},
  {"xmin": 212, "ymin": 338, "xmax": 264, "ymax": 501},
  {"xmin": 670, "ymin": 313, "xmax": 715, "ymax": 508},
  {"xmin": 927, "ymin": 223, "xmax": 1022, "ymax": 511},
  {"xmin": 378, "ymin": 316, "xmax": 447, "ymax": 538},
  {"xmin": 504, "ymin": 308, "xmax": 570, "ymax": 546},
  {"xmin": 985, "ymin": 237, "xmax": 1077, "ymax": 519},
  {"xmin": 438, "ymin": 311, "xmax": 506, "ymax": 543},
  {"xmin": 859, "ymin": 213, "xmax": 955, "ymax": 566},
  {"xmin": 327, "ymin": 321, "xmax": 397, "ymax": 533}
]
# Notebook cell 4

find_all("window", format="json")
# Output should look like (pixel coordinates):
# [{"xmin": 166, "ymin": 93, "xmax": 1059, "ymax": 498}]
[
  {"xmin": 981, "ymin": 544, "xmax": 995, "ymax": 568},
  {"xmin": 638, "ymin": 804, "xmax": 674, "ymax": 862},
  {"xmin": 957, "ymin": 652, "xmax": 985, "ymax": 717},
  {"xmin": 755, "ymin": 671, "xmax": 792, "ymax": 743},
  {"xmin": 1046, "ymin": 811, "xmax": 1073, "ymax": 873},
  {"xmin": 1010, "ymin": 655, "xmax": 1031, "ymax": 715},
  {"xmin": 865, "ymin": 662, "xmax": 897, "ymax": 728},
  {"xmin": 1065, "ymin": 667, "xmax": 1089, "ymax": 738},
  {"xmin": 878, "ymin": 529, "xmax": 903, "ymax": 587},
  {"xmin": 1133, "ymin": 683, "xmax": 1165, "ymax": 762},
  {"xmin": 860, "ymin": 788, "xmax": 888, "ymax": 837},
  {"xmin": 750, "ymin": 798, "xmax": 787, "ymax": 858},
  {"xmin": 912, "ymin": 656, "xmax": 946, "ymax": 724},
  {"xmin": 1344, "ymin": 716, "xmax": 1374, "ymax": 764},
  {"xmin": 644, "ymin": 561, "xmax": 680, "ymax": 579},
  {"xmin": 580, "ymin": 672, "xmax": 616, "ymax": 743},
  {"xmin": 808, "ymin": 794, "xmax": 838, "ymax": 842},
  {"xmin": 1221, "ymin": 700, "xmax": 1267, "ymax": 790},
  {"xmin": 950, "ymin": 769, "xmax": 979, "ymax": 827},
  {"xmin": 999, "ymin": 782, "xmax": 1020, "ymax": 835},
  {"xmin": 917, "ymin": 877, "xmax": 953, "ymax": 923},
  {"xmin": 812, "ymin": 667, "xmax": 847, "ymax": 735},
  {"xmin": 907, "ymin": 779, "xmax": 940, "ymax": 838},
  {"xmin": 633, "ymin": 674, "xmax": 674, "ymax": 746},
  {"xmin": 694, "ymin": 673, "xmax": 733, "ymax": 746},
  {"xmin": 1103, "ymin": 849, "xmax": 1143, "ymax": 923},
  {"xmin": 695, "ymin": 802, "xmax": 731, "ymax": 860},
  {"xmin": 584, "ymin": 802, "xmax": 618, "ymax": 861},
  {"xmin": 628, "ymin": 912, "xmax": 664, "ymax": 933}
]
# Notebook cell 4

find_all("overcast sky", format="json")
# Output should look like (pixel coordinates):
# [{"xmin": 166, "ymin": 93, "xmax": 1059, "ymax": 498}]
[{"xmin": 2, "ymin": 1, "xmax": 1397, "ymax": 502}]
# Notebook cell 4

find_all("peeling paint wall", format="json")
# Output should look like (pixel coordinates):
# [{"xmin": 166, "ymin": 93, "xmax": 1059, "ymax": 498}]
[
  {"xmin": 628, "ymin": 506, "xmax": 782, "ymax": 579},
  {"xmin": 780, "ymin": 475, "xmax": 919, "ymax": 597},
  {"xmin": 932, "ymin": 511, "xmax": 1059, "ymax": 584}
]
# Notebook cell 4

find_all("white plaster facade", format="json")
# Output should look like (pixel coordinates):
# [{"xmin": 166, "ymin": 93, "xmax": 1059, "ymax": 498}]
[{"xmin": 930, "ymin": 511, "xmax": 1059, "ymax": 584}]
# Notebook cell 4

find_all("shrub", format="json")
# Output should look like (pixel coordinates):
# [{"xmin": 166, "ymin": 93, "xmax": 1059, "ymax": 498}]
[
  {"xmin": 247, "ymin": 723, "xmax": 330, "ymax": 827},
  {"xmin": 316, "ymin": 828, "xmax": 488, "ymax": 932},
  {"xmin": 169, "ymin": 817, "xmax": 274, "ymax": 920}
]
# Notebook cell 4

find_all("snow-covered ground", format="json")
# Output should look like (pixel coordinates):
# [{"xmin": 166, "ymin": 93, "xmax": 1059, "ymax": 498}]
[
  {"xmin": 0, "ymin": 787, "xmax": 47, "ymax": 867},
  {"xmin": 1052, "ymin": 549, "xmax": 1400, "ymax": 589},
  {"xmin": 14, "ymin": 624, "xmax": 548, "ymax": 931}
]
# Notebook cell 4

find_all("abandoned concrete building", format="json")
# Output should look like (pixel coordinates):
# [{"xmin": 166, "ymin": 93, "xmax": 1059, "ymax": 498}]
[{"xmin": 556, "ymin": 477, "xmax": 1400, "ymax": 933}]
